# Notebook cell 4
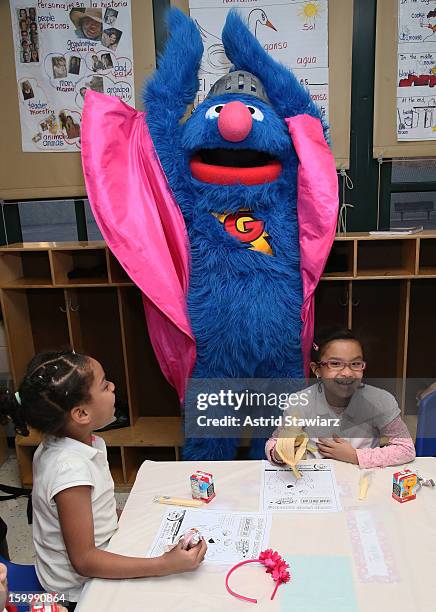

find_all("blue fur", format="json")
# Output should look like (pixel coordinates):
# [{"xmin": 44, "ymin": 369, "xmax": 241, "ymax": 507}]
[{"xmin": 143, "ymin": 9, "xmax": 324, "ymax": 460}]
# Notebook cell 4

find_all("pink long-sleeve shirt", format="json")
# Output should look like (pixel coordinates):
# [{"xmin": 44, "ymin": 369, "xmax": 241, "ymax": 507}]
[{"xmin": 265, "ymin": 384, "xmax": 416, "ymax": 469}]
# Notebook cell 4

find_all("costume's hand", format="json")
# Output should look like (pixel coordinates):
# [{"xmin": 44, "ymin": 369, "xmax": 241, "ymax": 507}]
[
  {"xmin": 317, "ymin": 435, "xmax": 358, "ymax": 464},
  {"xmin": 221, "ymin": 11, "xmax": 315, "ymax": 119},
  {"xmin": 145, "ymin": 8, "xmax": 203, "ymax": 116}
]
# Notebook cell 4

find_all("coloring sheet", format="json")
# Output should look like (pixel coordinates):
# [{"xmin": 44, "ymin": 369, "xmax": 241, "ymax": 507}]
[
  {"xmin": 148, "ymin": 508, "xmax": 271, "ymax": 564},
  {"xmin": 261, "ymin": 460, "xmax": 342, "ymax": 512}
]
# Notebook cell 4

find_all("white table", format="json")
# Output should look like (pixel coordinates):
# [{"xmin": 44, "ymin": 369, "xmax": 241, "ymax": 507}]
[{"xmin": 77, "ymin": 458, "xmax": 436, "ymax": 611}]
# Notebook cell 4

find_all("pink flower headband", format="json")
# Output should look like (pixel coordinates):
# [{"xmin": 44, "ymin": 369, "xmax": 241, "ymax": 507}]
[{"xmin": 226, "ymin": 549, "xmax": 290, "ymax": 604}]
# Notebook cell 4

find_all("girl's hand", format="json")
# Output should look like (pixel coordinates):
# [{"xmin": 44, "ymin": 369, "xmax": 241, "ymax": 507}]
[
  {"xmin": 159, "ymin": 538, "xmax": 207, "ymax": 575},
  {"xmin": 317, "ymin": 435, "xmax": 358, "ymax": 464},
  {"xmin": 272, "ymin": 446, "xmax": 285, "ymax": 464}
]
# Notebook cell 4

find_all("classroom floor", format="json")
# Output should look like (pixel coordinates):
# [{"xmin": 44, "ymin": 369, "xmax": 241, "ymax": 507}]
[{"xmin": 0, "ymin": 449, "xmax": 129, "ymax": 564}]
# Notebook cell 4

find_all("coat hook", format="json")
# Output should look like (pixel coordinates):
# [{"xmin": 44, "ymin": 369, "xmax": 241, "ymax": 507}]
[
  {"xmin": 65, "ymin": 298, "xmax": 80, "ymax": 312},
  {"xmin": 338, "ymin": 291, "xmax": 349, "ymax": 307}
]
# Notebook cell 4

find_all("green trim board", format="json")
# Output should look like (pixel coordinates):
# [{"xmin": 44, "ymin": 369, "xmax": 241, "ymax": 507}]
[{"xmin": 346, "ymin": 0, "xmax": 379, "ymax": 231}]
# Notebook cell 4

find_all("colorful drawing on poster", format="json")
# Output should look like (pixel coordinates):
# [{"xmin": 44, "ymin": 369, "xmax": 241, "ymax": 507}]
[
  {"xmin": 397, "ymin": 0, "xmax": 436, "ymax": 140},
  {"xmin": 189, "ymin": 0, "xmax": 329, "ymax": 120},
  {"xmin": 10, "ymin": 1, "xmax": 135, "ymax": 152},
  {"xmin": 298, "ymin": 1, "xmax": 323, "ymax": 26}
]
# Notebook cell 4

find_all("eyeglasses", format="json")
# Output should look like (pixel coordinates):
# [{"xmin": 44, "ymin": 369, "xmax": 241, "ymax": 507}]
[{"xmin": 318, "ymin": 360, "xmax": 366, "ymax": 371}]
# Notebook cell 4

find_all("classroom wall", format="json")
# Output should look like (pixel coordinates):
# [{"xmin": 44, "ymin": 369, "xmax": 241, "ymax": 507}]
[
  {"xmin": 0, "ymin": 0, "xmax": 353, "ymax": 203},
  {"xmin": 0, "ymin": 0, "xmax": 434, "ymax": 233}
]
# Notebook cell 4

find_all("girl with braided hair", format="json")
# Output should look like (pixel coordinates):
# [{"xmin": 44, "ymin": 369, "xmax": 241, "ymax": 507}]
[{"xmin": 0, "ymin": 351, "xmax": 206, "ymax": 610}]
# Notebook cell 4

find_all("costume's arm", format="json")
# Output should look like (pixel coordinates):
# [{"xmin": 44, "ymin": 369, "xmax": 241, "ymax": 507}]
[
  {"xmin": 143, "ymin": 8, "xmax": 203, "ymax": 144},
  {"xmin": 221, "ymin": 10, "xmax": 319, "ymax": 121}
]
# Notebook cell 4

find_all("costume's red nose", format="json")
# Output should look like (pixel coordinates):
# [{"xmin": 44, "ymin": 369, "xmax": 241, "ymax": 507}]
[{"xmin": 218, "ymin": 101, "xmax": 253, "ymax": 142}]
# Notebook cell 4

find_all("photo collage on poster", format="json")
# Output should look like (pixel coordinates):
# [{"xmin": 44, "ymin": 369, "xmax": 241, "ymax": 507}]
[{"xmin": 10, "ymin": 2, "xmax": 135, "ymax": 152}]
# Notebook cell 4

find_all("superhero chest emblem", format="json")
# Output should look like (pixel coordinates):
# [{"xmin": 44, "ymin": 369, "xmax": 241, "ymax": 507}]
[{"xmin": 212, "ymin": 210, "xmax": 273, "ymax": 255}]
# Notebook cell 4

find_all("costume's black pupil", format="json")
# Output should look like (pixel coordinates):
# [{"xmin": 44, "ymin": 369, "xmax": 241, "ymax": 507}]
[
  {"xmin": 215, "ymin": 105, "xmax": 223, "ymax": 113},
  {"xmin": 248, "ymin": 107, "xmax": 255, "ymax": 114}
]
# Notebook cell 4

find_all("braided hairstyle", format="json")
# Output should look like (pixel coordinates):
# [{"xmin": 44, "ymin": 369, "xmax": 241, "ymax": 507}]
[{"xmin": 0, "ymin": 351, "xmax": 93, "ymax": 437}]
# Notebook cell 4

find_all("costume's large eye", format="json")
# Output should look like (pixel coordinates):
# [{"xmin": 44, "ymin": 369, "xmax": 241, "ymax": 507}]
[
  {"xmin": 246, "ymin": 105, "xmax": 264, "ymax": 121},
  {"xmin": 205, "ymin": 105, "xmax": 224, "ymax": 119}
]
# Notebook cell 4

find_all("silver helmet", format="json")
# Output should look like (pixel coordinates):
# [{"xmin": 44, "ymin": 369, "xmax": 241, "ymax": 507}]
[{"xmin": 205, "ymin": 70, "xmax": 270, "ymax": 105}]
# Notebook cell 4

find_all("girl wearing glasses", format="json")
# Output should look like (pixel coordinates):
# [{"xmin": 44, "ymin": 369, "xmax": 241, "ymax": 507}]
[{"xmin": 266, "ymin": 328, "xmax": 415, "ymax": 468}]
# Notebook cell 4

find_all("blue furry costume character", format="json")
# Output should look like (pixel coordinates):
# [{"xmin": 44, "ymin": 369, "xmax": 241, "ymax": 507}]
[{"xmin": 81, "ymin": 9, "xmax": 338, "ymax": 460}]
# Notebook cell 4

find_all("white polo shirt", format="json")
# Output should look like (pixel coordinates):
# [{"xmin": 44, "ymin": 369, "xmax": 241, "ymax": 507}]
[{"xmin": 32, "ymin": 435, "xmax": 118, "ymax": 602}]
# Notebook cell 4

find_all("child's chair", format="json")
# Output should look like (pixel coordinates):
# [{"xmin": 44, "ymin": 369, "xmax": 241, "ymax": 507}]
[
  {"xmin": 416, "ymin": 390, "xmax": 436, "ymax": 457},
  {"xmin": 0, "ymin": 554, "xmax": 43, "ymax": 611}
]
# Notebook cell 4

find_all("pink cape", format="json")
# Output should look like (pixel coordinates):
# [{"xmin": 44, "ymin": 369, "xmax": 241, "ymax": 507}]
[
  {"xmin": 81, "ymin": 92, "xmax": 338, "ymax": 398},
  {"xmin": 286, "ymin": 115, "xmax": 339, "ymax": 373},
  {"xmin": 81, "ymin": 92, "xmax": 196, "ymax": 402}
]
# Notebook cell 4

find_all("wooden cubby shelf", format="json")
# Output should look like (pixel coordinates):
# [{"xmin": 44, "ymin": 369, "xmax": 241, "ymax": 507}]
[
  {"xmin": 107, "ymin": 252, "xmax": 132, "ymax": 284},
  {"xmin": 0, "ymin": 250, "xmax": 53, "ymax": 287},
  {"xmin": 51, "ymin": 248, "xmax": 109, "ymax": 285},
  {"xmin": 1, "ymin": 234, "xmax": 434, "ymax": 487},
  {"xmin": 15, "ymin": 417, "xmax": 182, "ymax": 489},
  {"xmin": 322, "ymin": 239, "xmax": 355, "ymax": 280},
  {"xmin": 356, "ymin": 239, "xmax": 416, "ymax": 278},
  {"xmin": 418, "ymin": 238, "xmax": 436, "ymax": 277},
  {"xmin": 0, "ymin": 242, "xmax": 136, "ymax": 288}
]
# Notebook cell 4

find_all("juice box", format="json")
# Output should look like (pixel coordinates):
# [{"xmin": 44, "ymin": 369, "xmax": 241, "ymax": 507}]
[
  {"xmin": 392, "ymin": 469, "xmax": 418, "ymax": 503},
  {"xmin": 190, "ymin": 470, "xmax": 215, "ymax": 503}
]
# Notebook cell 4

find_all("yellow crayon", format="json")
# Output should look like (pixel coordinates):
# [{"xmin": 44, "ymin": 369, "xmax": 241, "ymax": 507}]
[
  {"xmin": 358, "ymin": 475, "xmax": 370, "ymax": 500},
  {"xmin": 153, "ymin": 496, "xmax": 204, "ymax": 508}
]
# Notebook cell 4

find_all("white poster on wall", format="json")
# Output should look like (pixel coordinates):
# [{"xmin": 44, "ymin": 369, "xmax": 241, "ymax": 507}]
[
  {"xmin": 397, "ymin": 0, "xmax": 436, "ymax": 141},
  {"xmin": 189, "ymin": 0, "xmax": 329, "ymax": 121},
  {"xmin": 9, "ymin": 1, "xmax": 135, "ymax": 152}
]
